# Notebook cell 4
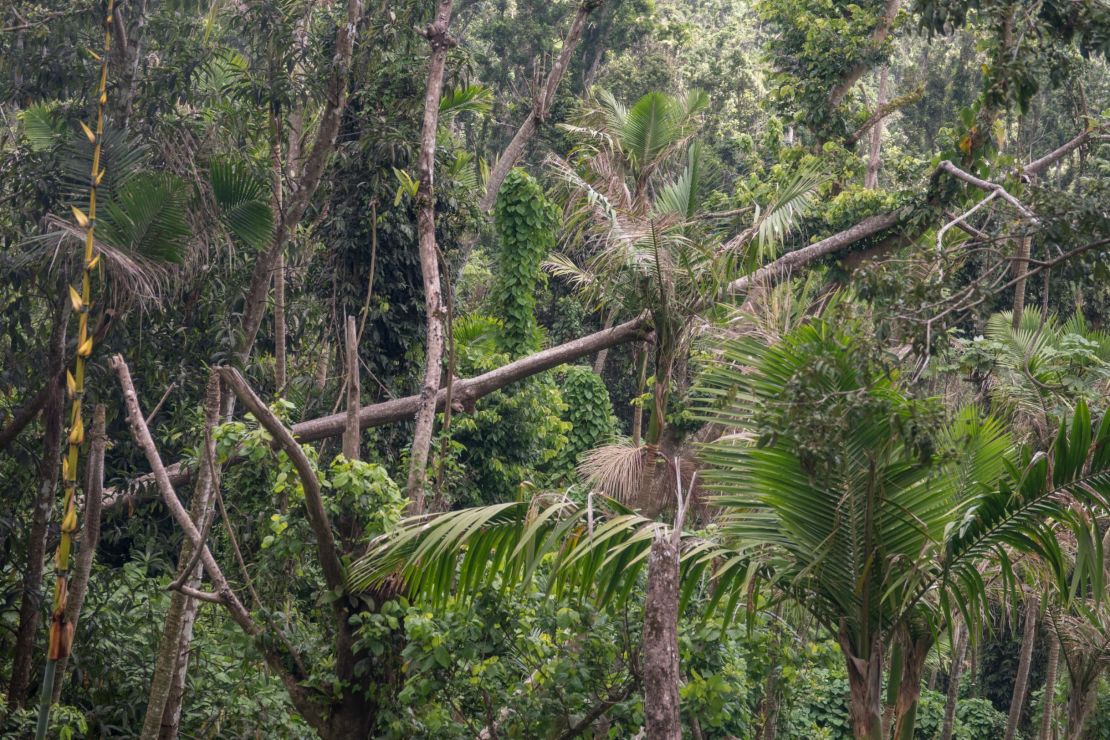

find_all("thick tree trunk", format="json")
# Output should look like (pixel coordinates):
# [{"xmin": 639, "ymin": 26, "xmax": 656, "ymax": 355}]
[
  {"xmin": 7, "ymin": 304, "xmax": 67, "ymax": 710},
  {"xmin": 1005, "ymin": 595, "xmax": 1040, "ymax": 740},
  {"xmin": 405, "ymin": 0, "xmax": 455, "ymax": 513},
  {"xmin": 1038, "ymin": 632, "xmax": 1059, "ymax": 740},
  {"xmin": 141, "ymin": 374, "xmax": 222, "ymax": 739},
  {"xmin": 642, "ymin": 532, "xmax": 681, "ymax": 739},
  {"xmin": 1065, "ymin": 679, "xmax": 1095, "ymax": 740},
  {"xmin": 839, "ymin": 627, "xmax": 883, "ymax": 740},
  {"xmin": 865, "ymin": 66, "xmax": 888, "ymax": 189},
  {"xmin": 892, "ymin": 634, "xmax": 930, "ymax": 740},
  {"xmin": 940, "ymin": 622, "xmax": 968, "ymax": 740}
]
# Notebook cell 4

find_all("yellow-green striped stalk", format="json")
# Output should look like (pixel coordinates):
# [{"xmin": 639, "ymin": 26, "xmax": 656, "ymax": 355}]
[{"xmin": 35, "ymin": 1, "xmax": 113, "ymax": 735}]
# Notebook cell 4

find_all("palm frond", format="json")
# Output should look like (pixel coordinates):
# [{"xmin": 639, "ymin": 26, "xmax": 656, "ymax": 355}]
[{"xmin": 209, "ymin": 158, "xmax": 273, "ymax": 250}]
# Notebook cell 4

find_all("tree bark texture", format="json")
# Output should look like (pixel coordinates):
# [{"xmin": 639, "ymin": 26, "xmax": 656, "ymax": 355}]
[
  {"xmin": 406, "ymin": 0, "xmax": 456, "ymax": 512},
  {"xmin": 1005, "ymin": 595, "xmax": 1039, "ymax": 740},
  {"xmin": 642, "ymin": 532, "xmax": 681, "ymax": 740},
  {"xmin": 940, "ymin": 622, "xmax": 968, "ymax": 740},
  {"xmin": 141, "ymin": 374, "xmax": 221, "ymax": 739}
]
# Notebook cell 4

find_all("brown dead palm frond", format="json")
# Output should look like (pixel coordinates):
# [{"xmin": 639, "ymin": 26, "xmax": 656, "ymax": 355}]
[
  {"xmin": 578, "ymin": 443, "xmax": 648, "ymax": 506},
  {"xmin": 36, "ymin": 217, "xmax": 175, "ymax": 306}
]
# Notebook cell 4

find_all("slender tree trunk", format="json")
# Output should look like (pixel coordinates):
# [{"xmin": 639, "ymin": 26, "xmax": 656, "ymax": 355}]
[
  {"xmin": 7, "ymin": 304, "xmax": 67, "ymax": 711},
  {"xmin": 275, "ymin": 253, "xmax": 287, "ymax": 392},
  {"xmin": 1038, "ymin": 632, "xmax": 1059, "ymax": 740},
  {"xmin": 478, "ymin": 0, "xmax": 603, "ymax": 212},
  {"xmin": 405, "ymin": 0, "xmax": 456, "ymax": 512},
  {"xmin": 52, "ymin": 405, "xmax": 106, "ymax": 704},
  {"xmin": 1065, "ymin": 679, "xmax": 1095, "ymax": 740},
  {"xmin": 642, "ymin": 531, "xmax": 681, "ymax": 739},
  {"xmin": 1006, "ymin": 595, "xmax": 1040, "ymax": 740},
  {"xmin": 1011, "ymin": 234, "xmax": 1032, "ymax": 328},
  {"xmin": 865, "ymin": 66, "xmax": 888, "ymax": 189},
  {"xmin": 343, "ymin": 315, "xmax": 360, "ymax": 460},
  {"xmin": 156, "ymin": 572, "xmax": 202, "ymax": 740},
  {"xmin": 142, "ymin": 374, "xmax": 222, "ymax": 739},
  {"xmin": 940, "ymin": 622, "xmax": 968, "ymax": 740},
  {"xmin": 224, "ymin": 0, "xmax": 363, "ymax": 412}
]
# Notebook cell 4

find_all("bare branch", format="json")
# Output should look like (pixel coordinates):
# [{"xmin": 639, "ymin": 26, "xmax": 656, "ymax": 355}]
[
  {"xmin": 936, "ymin": 161, "xmax": 1038, "ymax": 222},
  {"xmin": 217, "ymin": 367, "xmax": 346, "ymax": 595},
  {"xmin": 479, "ymin": 0, "xmax": 603, "ymax": 211}
]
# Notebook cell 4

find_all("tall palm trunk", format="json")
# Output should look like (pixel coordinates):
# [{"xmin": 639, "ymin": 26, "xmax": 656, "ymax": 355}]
[
  {"xmin": 1005, "ymin": 595, "xmax": 1040, "ymax": 740},
  {"xmin": 1038, "ymin": 632, "xmax": 1059, "ymax": 740},
  {"xmin": 642, "ymin": 531, "xmax": 681, "ymax": 739},
  {"xmin": 941, "ymin": 622, "xmax": 968, "ymax": 740}
]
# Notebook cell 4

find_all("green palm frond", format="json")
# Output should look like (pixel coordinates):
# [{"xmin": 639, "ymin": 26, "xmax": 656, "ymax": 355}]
[
  {"xmin": 97, "ymin": 173, "xmax": 192, "ymax": 264},
  {"xmin": 654, "ymin": 142, "xmax": 707, "ymax": 221},
  {"xmin": 18, "ymin": 103, "xmax": 65, "ymax": 153},
  {"xmin": 751, "ymin": 165, "xmax": 828, "ymax": 259},
  {"xmin": 439, "ymin": 84, "xmax": 492, "ymax": 119},
  {"xmin": 347, "ymin": 494, "xmax": 746, "ymax": 620},
  {"xmin": 209, "ymin": 158, "xmax": 274, "ymax": 249},
  {"xmin": 59, "ymin": 126, "xmax": 150, "ymax": 205}
]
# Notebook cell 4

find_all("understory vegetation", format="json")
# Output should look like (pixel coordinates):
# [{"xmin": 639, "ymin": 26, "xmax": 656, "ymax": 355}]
[{"xmin": 2, "ymin": 0, "xmax": 1110, "ymax": 737}]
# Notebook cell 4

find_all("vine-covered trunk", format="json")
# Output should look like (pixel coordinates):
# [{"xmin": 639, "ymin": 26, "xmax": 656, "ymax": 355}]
[{"xmin": 642, "ymin": 532, "xmax": 681, "ymax": 739}]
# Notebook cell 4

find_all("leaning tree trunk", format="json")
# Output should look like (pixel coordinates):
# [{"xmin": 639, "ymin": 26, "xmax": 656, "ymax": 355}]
[
  {"xmin": 1005, "ymin": 595, "xmax": 1040, "ymax": 740},
  {"xmin": 141, "ymin": 374, "xmax": 221, "ymax": 739},
  {"xmin": 940, "ymin": 621, "xmax": 968, "ymax": 740},
  {"xmin": 405, "ymin": 0, "xmax": 455, "ymax": 512},
  {"xmin": 642, "ymin": 531, "xmax": 681, "ymax": 739},
  {"xmin": 1038, "ymin": 632, "xmax": 1059, "ymax": 740}
]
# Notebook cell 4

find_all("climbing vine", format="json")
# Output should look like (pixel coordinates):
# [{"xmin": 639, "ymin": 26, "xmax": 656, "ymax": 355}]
[{"xmin": 492, "ymin": 168, "xmax": 560, "ymax": 357}]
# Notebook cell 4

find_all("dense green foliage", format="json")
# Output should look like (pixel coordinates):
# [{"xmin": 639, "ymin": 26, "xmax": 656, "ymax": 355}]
[{"xmin": 3, "ymin": 0, "xmax": 1110, "ymax": 736}]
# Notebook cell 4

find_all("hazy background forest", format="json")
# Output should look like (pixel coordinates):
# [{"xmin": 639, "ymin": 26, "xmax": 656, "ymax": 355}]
[{"xmin": 2, "ymin": 0, "xmax": 1110, "ymax": 737}]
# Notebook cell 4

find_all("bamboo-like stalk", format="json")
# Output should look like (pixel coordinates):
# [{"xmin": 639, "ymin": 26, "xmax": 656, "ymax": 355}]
[{"xmin": 35, "ymin": 2, "xmax": 114, "ymax": 735}]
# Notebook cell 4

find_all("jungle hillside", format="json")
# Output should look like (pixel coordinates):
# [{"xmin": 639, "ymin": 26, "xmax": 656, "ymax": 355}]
[{"xmin": 3, "ymin": 0, "xmax": 1110, "ymax": 737}]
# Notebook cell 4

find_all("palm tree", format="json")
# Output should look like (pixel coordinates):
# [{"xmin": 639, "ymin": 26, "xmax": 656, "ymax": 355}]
[
  {"xmin": 349, "ymin": 317, "xmax": 1108, "ymax": 739},
  {"xmin": 547, "ymin": 89, "xmax": 824, "ymax": 510}
]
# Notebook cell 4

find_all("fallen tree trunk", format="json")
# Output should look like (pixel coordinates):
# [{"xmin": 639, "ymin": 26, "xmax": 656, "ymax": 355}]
[{"xmin": 104, "ymin": 314, "xmax": 651, "ymax": 503}]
